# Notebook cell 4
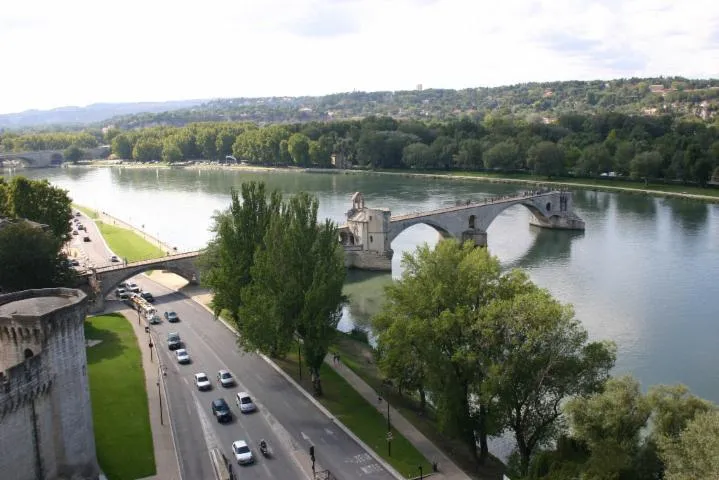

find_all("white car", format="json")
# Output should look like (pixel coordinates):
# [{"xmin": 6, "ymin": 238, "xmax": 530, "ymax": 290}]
[
  {"xmin": 194, "ymin": 373, "xmax": 211, "ymax": 391},
  {"xmin": 127, "ymin": 282, "xmax": 141, "ymax": 293},
  {"xmin": 232, "ymin": 440, "xmax": 254, "ymax": 465},
  {"xmin": 176, "ymin": 349, "xmax": 190, "ymax": 364},
  {"xmin": 217, "ymin": 370, "xmax": 235, "ymax": 387},
  {"xmin": 236, "ymin": 392, "xmax": 256, "ymax": 413}
]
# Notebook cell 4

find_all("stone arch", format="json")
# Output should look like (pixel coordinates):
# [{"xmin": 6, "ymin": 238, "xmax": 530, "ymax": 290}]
[
  {"xmin": 100, "ymin": 263, "xmax": 198, "ymax": 297},
  {"xmin": 480, "ymin": 200, "xmax": 550, "ymax": 232},
  {"xmin": 339, "ymin": 230, "xmax": 356, "ymax": 246},
  {"xmin": 388, "ymin": 219, "xmax": 453, "ymax": 244},
  {"xmin": 50, "ymin": 153, "xmax": 64, "ymax": 166}
]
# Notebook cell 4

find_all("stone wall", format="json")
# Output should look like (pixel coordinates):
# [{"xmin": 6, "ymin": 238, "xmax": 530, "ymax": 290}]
[
  {"xmin": 344, "ymin": 248, "xmax": 393, "ymax": 271},
  {"xmin": 0, "ymin": 288, "xmax": 99, "ymax": 480}
]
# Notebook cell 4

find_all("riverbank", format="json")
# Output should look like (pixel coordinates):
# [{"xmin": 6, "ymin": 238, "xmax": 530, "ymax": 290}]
[{"xmin": 74, "ymin": 160, "xmax": 719, "ymax": 203}]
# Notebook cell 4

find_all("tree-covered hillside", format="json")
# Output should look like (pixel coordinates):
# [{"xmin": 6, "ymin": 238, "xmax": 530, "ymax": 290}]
[{"xmin": 102, "ymin": 77, "xmax": 719, "ymax": 129}]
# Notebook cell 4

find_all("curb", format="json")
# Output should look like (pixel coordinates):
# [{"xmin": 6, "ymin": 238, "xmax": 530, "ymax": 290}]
[{"xmin": 189, "ymin": 295, "xmax": 406, "ymax": 480}]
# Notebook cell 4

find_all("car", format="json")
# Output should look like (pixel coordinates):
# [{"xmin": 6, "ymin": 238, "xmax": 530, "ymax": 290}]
[
  {"xmin": 140, "ymin": 292, "xmax": 155, "ymax": 302},
  {"xmin": 70, "ymin": 259, "xmax": 80, "ymax": 266},
  {"xmin": 83, "ymin": 236, "xmax": 91, "ymax": 242},
  {"xmin": 164, "ymin": 311, "xmax": 179, "ymax": 322},
  {"xmin": 118, "ymin": 291, "xmax": 129, "ymax": 300},
  {"xmin": 217, "ymin": 370, "xmax": 235, "ymax": 387},
  {"xmin": 175, "ymin": 349, "xmax": 190, "ymax": 364},
  {"xmin": 116, "ymin": 287, "xmax": 127, "ymax": 296},
  {"xmin": 148, "ymin": 314, "xmax": 161, "ymax": 325},
  {"xmin": 72, "ymin": 230, "xmax": 79, "ymax": 235},
  {"xmin": 167, "ymin": 332, "xmax": 182, "ymax": 350},
  {"xmin": 118, "ymin": 282, "xmax": 128, "ymax": 289},
  {"xmin": 232, "ymin": 440, "xmax": 253, "ymax": 464},
  {"xmin": 110, "ymin": 255, "xmax": 119, "ymax": 262},
  {"xmin": 75, "ymin": 212, "xmax": 81, "ymax": 217},
  {"xmin": 78, "ymin": 224, "xmax": 85, "ymax": 231},
  {"xmin": 127, "ymin": 283, "xmax": 141, "ymax": 293},
  {"xmin": 236, "ymin": 392, "xmax": 256, "ymax": 413},
  {"xmin": 195, "ymin": 373, "xmax": 212, "ymax": 391},
  {"xmin": 211, "ymin": 398, "xmax": 232, "ymax": 423}
]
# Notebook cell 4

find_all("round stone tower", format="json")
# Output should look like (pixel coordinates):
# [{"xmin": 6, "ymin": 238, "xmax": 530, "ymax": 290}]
[{"xmin": 0, "ymin": 288, "xmax": 99, "ymax": 480}]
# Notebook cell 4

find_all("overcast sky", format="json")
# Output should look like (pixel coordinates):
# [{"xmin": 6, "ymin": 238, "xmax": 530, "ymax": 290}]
[{"xmin": 2, "ymin": 0, "xmax": 719, "ymax": 114}]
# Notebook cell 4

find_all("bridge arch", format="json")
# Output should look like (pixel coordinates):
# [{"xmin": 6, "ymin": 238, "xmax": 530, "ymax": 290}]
[
  {"xmin": 99, "ymin": 264, "xmax": 197, "ymax": 297},
  {"xmin": 388, "ymin": 218, "xmax": 453, "ymax": 244}
]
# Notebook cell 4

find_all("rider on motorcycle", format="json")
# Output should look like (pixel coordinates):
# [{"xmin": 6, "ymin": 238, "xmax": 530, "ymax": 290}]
[{"xmin": 259, "ymin": 439, "xmax": 268, "ymax": 453}]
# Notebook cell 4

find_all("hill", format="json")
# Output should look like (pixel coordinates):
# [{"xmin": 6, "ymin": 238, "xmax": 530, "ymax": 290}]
[
  {"xmin": 101, "ymin": 77, "xmax": 719, "ymax": 129},
  {"xmin": 0, "ymin": 99, "xmax": 207, "ymax": 129}
]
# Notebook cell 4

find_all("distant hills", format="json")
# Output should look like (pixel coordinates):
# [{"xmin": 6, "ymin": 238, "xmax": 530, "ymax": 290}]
[
  {"xmin": 0, "ymin": 100, "xmax": 207, "ymax": 129},
  {"xmin": 2, "ymin": 77, "xmax": 719, "ymax": 130}
]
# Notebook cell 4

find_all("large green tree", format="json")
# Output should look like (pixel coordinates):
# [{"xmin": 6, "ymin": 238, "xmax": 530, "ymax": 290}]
[
  {"xmin": 373, "ymin": 240, "xmax": 513, "ymax": 464},
  {"xmin": 482, "ymin": 289, "xmax": 616, "ymax": 475},
  {"xmin": 1, "ymin": 176, "xmax": 72, "ymax": 241},
  {"xmin": 660, "ymin": 410, "xmax": 719, "ymax": 480},
  {"xmin": 239, "ymin": 193, "xmax": 345, "ymax": 395},
  {"xmin": 199, "ymin": 182, "xmax": 281, "ymax": 323},
  {"xmin": 0, "ymin": 221, "xmax": 74, "ymax": 292}
]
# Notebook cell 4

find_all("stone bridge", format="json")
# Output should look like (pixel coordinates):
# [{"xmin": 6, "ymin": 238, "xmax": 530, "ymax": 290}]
[
  {"xmin": 79, "ymin": 251, "xmax": 201, "ymax": 312},
  {"xmin": 0, "ymin": 146, "xmax": 110, "ymax": 168},
  {"xmin": 339, "ymin": 190, "xmax": 585, "ymax": 271}
]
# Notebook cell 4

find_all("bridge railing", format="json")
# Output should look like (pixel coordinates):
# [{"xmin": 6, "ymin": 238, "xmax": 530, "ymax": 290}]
[
  {"xmin": 389, "ymin": 190, "xmax": 557, "ymax": 222},
  {"xmin": 91, "ymin": 250, "xmax": 203, "ymax": 273}
]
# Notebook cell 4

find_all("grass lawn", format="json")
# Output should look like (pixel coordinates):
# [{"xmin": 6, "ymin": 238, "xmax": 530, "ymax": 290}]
[
  {"xmin": 73, "ymin": 203, "xmax": 99, "ymax": 219},
  {"xmin": 85, "ymin": 313, "xmax": 155, "ymax": 480},
  {"xmin": 274, "ymin": 352, "xmax": 432, "ymax": 478},
  {"xmin": 330, "ymin": 334, "xmax": 507, "ymax": 480},
  {"xmin": 96, "ymin": 221, "xmax": 165, "ymax": 262},
  {"xmin": 378, "ymin": 169, "xmax": 719, "ymax": 200}
]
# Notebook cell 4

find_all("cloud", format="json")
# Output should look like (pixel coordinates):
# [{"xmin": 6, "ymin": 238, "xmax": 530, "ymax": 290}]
[{"xmin": 1, "ymin": 0, "xmax": 719, "ymax": 113}]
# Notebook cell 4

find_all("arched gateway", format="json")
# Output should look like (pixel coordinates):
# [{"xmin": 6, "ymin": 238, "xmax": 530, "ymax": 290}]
[{"xmin": 339, "ymin": 191, "xmax": 585, "ymax": 271}]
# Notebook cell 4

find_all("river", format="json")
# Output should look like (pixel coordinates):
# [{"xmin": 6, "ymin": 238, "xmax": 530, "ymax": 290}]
[{"xmin": 5, "ymin": 166, "xmax": 719, "ymax": 405}]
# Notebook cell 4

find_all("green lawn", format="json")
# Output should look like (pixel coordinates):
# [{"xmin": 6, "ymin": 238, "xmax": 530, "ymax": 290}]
[
  {"xmin": 85, "ymin": 314, "xmax": 155, "ymax": 480},
  {"xmin": 378, "ymin": 169, "xmax": 719, "ymax": 200},
  {"xmin": 73, "ymin": 203, "xmax": 99, "ymax": 219},
  {"xmin": 96, "ymin": 221, "xmax": 165, "ymax": 262},
  {"xmin": 275, "ymin": 352, "xmax": 432, "ymax": 478}
]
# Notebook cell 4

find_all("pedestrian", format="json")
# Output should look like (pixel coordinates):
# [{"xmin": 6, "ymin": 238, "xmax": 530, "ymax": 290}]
[{"xmin": 336, "ymin": 354, "xmax": 341, "ymax": 366}]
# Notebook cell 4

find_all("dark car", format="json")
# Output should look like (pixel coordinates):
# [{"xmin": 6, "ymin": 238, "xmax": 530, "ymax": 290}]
[
  {"xmin": 167, "ymin": 332, "xmax": 182, "ymax": 350},
  {"xmin": 164, "ymin": 311, "xmax": 179, "ymax": 322},
  {"xmin": 211, "ymin": 398, "xmax": 232, "ymax": 423},
  {"xmin": 83, "ymin": 236, "xmax": 91, "ymax": 242},
  {"xmin": 140, "ymin": 292, "xmax": 155, "ymax": 303}
]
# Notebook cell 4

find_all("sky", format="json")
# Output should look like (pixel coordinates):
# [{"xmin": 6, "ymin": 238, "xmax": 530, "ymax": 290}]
[{"xmin": 2, "ymin": 0, "xmax": 719, "ymax": 114}]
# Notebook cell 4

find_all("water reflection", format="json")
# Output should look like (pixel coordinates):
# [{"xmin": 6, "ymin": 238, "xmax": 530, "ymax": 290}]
[
  {"xmin": 504, "ymin": 228, "xmax": 584, "ymax": 270},
  {"xmin": 665, "ymin": 199, "xmax": 709, "ymax": 235}
]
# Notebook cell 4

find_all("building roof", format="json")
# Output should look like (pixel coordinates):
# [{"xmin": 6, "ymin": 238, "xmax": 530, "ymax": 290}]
[{"xmin": 0, "ymin": 217, "xmax": 49, "ymax": 231}]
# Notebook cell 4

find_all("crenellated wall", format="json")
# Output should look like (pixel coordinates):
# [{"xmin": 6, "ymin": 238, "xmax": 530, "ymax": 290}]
[{"xmin": 0, "ymin": 288, "xmax": 99, "ymax": 480}]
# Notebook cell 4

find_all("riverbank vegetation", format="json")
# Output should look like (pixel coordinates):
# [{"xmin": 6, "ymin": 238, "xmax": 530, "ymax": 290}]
[
  {"xmin": 85, "ymin": 313, "xmax": 155, "ymax": 480},
  {"xmin": 0, "ymin": 176, "xmax": 75, "ymax": 291},
  {"xmin": 352, "ymin": 239, "xmax": 719, "ymax": 479},
  {"xmin": 200, "ymin": 181, "xmax": 345, "ymax": 395}
]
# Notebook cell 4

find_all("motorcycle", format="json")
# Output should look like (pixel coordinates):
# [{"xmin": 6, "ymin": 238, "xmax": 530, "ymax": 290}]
[{"xmin": 259, "ymin": 440, "xmax": 271, "ymax": 458}]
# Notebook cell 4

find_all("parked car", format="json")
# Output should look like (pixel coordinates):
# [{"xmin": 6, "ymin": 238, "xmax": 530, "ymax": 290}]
[
  {"xmin": 211, "ymin": 398, "xmax": 232, "ymax": 423},
  {"xmin": 236, "ymin": 392, "xmax": 256, "ymax": 413},
  {"xmin": 195, "ymin": 373, "xmax": 212, "ymax": 391},
  {"xmin": 72, "ymin": 230, "xmax": 79, "ymax": 235},
  {"xmin": 75, "ymin": 212, "xmax": 81, "ymax": 217},
  {"xmin": 140, "ymin": 292, "xmax": 155, "ymax": 303},
  {"xmin": 232, "ymin": 440, "xmax": 253, "ymax": 464},
  {"xmin": 217, "ymin": 370, "xmax": 235, "ymax": 387},
  {"xmin": 164, "ymin": 311, "xmax": 179, "ymax": 322},
  {"xmin": 83, "ymin": 236, "xmax": 91, "ymax": 242},
  {"xmin": 78, "ymin": 224, "xmax": 85, "ymax": 231},
  {"xmin": 127, "ymin": 283, "xmax": 141, "ymax": 293},
  {"xmin": 110, "ymin": 255, "xmax": 119, "ymax": 262},
  {"xmin": 167, "ymin": 332, "xmax": 182, "ymax": 350},
  {"xmin": 175, "ymin": 349, "xmax": 190, "ymax": 364}
]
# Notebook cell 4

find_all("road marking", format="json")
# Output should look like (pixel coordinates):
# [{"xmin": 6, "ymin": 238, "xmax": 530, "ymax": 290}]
[{"xmin": 301, "ymin": 431, "xmax": 312, "ymax": 443}]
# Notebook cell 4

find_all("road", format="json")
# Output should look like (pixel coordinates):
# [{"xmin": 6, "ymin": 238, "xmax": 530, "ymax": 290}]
[{"xmin": 73, "ymin": 210, "xmax": 397, "ymax": 480}]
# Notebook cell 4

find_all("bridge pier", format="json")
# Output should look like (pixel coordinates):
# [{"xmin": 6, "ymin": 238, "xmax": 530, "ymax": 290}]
[
  {"xmin": 529, "ymin": 212, "xmax": 586, "ymax": 230},
  {"xmin": 461, "ymin": 229, "xmax": 488, "ymax": 247}
]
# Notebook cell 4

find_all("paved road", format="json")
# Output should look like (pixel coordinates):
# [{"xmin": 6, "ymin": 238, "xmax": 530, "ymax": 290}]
[{"xmin": 75, "ymin": 211, "xmax": 397, "ymax": 480}]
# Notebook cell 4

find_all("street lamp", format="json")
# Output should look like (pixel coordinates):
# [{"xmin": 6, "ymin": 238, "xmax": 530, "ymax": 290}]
[
  {"xmin": 385, "ymin": 386, "xmax": 392, "ymax": 457},
  {"xmin": 419, "ymin": 465, "xmax": 423, "ymax": 480}
]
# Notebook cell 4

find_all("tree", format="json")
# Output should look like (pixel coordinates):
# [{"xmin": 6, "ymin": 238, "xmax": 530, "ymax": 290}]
[
  {"xmin": 111, "ymin": 134, "xmax": 133, "ymax": 159},
  {"xmin": 402, "ymin": 142, "xmax": 434, "ymax": 169},
  {"xmin": 647, "ymin": 384, "xmax": 713, "ymax": 439},
  {"xmin": 288, "ymin": 133, "xmax": 311, "ymax": 166},
  {"xmin": 454, "ymin": 139, "xmax": 483, "ymax": 170},
  {"xmin": 661, "ymin": 410, "xmax": 719, "ymax": 480},
  {"xmin": 373, "ymin": 240, "xmax": 512, "ymax": 464},
  {"xmin": 2, "ymin": 176, "xmax": 72, "ymax": 242},
  {"xmin": 161, "ymin": 141, "xmax": 183, "ymax": 163},
  {"xmin": 196, "ymin": 129, "xmax": 218, "ymax": 160},
  {"xmin": 565, "ymin": 376, "xmax": 651, "ymax": 478},
  {"xmin": 482, "ymin": 289, "xmax": 616, "ymax": 475},
  {"xmin": 199, "ymin": 182, "xmax": 281, "ymax": 324},
  {"xmin": 576, "ymin": 144, "xmax": 612, "ymax": 176},
  {"xmin": 527, "ymin": 141, "xmax": 565, "ymax": 177},
  {"xmin": 239, "ymin": 193, "xmax": 345, "ymax": 395},
  {"xmin": 63, "ymin": 145, "xmax": 84, "ymax": 163},
  {"xmin": 484, "ymin": 140, "xmax": 520, "ymax": 170},
  {"xmin": 630, "ymin": 151, "xmax": 663, "ymax": 183},
  {"xmin": 132, "ymin": 138, "xmax": 162, "ymax": 162},
  {"xmin": 0, "ymin": 221, "xmax": 74, "ymax": 292}
]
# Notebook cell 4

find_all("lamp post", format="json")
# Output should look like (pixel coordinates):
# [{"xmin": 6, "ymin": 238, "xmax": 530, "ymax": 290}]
[
  {"xmin": 419, "ymin": 465, "xmax": 423, "ymax": 480},
  {"xmin": 385, "ymin": 386, "xmax": 392, "ymax": 457}
]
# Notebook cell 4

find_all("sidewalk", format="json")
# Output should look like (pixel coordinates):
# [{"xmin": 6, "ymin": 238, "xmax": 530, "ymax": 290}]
[
  {"xmin": 115, "ymin": 306, "xmax": 181, "ymax": 480},
  {"xmin": 324, "ymin": 355, "xmax": 473, "ymax": 480}
]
